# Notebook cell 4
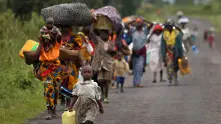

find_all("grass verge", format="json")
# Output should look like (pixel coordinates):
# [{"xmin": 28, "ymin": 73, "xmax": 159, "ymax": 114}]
[{"xmin": 0, "ymin": 10, "xmax": 45, "ymax": 124}]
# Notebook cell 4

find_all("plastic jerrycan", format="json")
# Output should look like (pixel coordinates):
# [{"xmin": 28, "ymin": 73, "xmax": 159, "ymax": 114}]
[
  {"xmin": 62, "ymin": 110, "xmax": 76, "ymax": 124},
  {"xmin": 19, "ymin": 40, "xmax": 39, "ymax": 58},
  {"xmin": 178, "ymin": 57, "xmax": 190, "ymax": 75}
]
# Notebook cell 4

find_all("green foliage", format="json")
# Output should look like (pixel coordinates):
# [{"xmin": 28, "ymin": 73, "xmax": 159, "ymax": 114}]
[
  {"xmin": 0, "ymin": 0, "xmax": 7, "ymax": 12},
  {"xmin": 0, "ymin": 10, "xmax": 45, "ymax": 124},
  {"xmin": 6, "ymin": 0, "xmax": 143, "ymax": 20},
  {"xmin": 110, "ymin": 0, "xmax": 142, "ymax": 17},
  {"xmin": 202, "ymin": 0, "xmax": 221, "ymax": 14},
  {"xmin": 136, "ymin": 3, "xmax": 164, "ymax": 22},
  {"xmin": 7, "ymin": 0, "xmax": 74, "ymax": 20},
  {"xmin": 73, "ymin": 0, "xmax": 104, "ymax": 9}
]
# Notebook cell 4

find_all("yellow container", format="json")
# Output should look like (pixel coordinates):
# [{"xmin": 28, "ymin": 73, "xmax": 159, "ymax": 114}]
[
  {"xmin": 62, "ymin": 110, "xmax": 76, "ymax": 124},
  {"xmin": 178, "ymin": 57, "xmax": 191, "ymax": 75},
  {"xmin": 19, "ymin": 40, "xmax": 39, "ymax": 58}
]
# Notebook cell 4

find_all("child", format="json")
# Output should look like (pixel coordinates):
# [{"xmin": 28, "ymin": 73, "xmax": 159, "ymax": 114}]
[
  {"xmin": 113, "ymin": 52, "xmax": 131, "ymax": 92},
  {"xmin": 69, "ymin": 65, "xmax": 104, "ymax": 124},
  {"xmin": 39, "ymin": 17, "xmax": 62, "ymax": 53},
  {"xmin": 91, "ymin": 29, "xmax": 116, "ymax": 103},
  {"xmin": 207, "ymin": 27, "xmax": 215, "ymax": 48}
]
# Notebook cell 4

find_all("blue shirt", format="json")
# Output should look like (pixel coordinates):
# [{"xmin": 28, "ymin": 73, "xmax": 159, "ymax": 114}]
[{"xmin": 131, "ymin": 26, "xmax": 149, "ymax": 51}]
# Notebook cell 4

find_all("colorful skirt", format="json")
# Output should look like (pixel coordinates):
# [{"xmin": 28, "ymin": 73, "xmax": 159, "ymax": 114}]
[
  {"xmin": 34, "ymin": 59, "xmax": 71, "ymax": 107},
  {"xmin": 59, "ymin": 62, "xmax": 80, "ymax": 99},
  {"xmin": 166, "ymin": 47, "xmax": 175, "ymax": 81}
]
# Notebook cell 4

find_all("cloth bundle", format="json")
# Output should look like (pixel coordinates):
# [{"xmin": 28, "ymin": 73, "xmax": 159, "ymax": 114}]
[
  {"xmin": 41, "ymin": 3, "xmax": 92, "ymax": 26},
  {"xmin": 93, "ymin": 6, "xmax": 122, "ymax": 32}
]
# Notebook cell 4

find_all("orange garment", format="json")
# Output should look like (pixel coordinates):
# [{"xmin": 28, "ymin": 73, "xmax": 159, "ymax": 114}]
[
  {"xmin": 109, "ymin": 34, "xmax": 117, "ymax": 50},
  {"xmin": 40, "ymin": 42, "xmax": 61, "ymax": 61}
]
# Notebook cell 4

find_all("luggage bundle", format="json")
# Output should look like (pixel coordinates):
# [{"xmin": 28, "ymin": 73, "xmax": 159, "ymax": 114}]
[
  {"xmin": 93, "ymin": 6, "xmax": 122, "ymax": 32},
  {"xmin": 41, "ymin": 3, "xmax": 92, "ymax": 26}
]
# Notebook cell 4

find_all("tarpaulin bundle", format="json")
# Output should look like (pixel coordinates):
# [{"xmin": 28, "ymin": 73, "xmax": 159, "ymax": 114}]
[{"xmin": 41, "ymin": 3, "xmax": 92, "ymax": 26}]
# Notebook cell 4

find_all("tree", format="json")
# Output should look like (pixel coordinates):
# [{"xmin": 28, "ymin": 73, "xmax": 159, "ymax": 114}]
[
  {"xmin": 73, "ymin": 0, "xmax": 104, "ymax": 9},
  {"xmin": 111, "ymin": 0, "xmax": 142, "ymax": 17},
  {"xmin": 34, "ymin": 0, "xmax": 73, "ymax": 14},
  {"xmin": 0, "ymin": 0, "xmax": 7, "ymax": 12},
  {"xmin": 8, "ymin": 0, "xmax": 34, "ymax": 21}
]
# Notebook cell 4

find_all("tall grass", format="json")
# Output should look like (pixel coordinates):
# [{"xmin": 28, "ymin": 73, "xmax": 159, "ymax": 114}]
[{"xmin": 0, "ymin": 10, "xmax": 45, "ymax": 124}]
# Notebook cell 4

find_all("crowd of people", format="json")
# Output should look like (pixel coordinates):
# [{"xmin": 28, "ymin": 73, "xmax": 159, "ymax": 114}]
[{"xmin": 20, "ymin": 4, "xmax": 201, "ymax": 124}]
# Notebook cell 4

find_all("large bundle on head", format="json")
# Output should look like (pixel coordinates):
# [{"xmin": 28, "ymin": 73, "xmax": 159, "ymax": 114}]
[
  {"xmin": 93, "ymin": 6, "xmax": 124, "ymax": 50},
  {"xmin": 41, "ymin": 3, "xmax": 92, "ymax": 26},
  {"xmin": 93, "ymin": 6, "xmax": 122, "ymax": 33}
]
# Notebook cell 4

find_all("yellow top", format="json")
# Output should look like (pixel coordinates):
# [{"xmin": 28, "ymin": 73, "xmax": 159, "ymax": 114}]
[
  {"xmin": 113, "ymin": 59, "xmax": 131, "ymax": 77},
  {"xmin": 80, "ymin": 47, "xmax": 91, "ymax": 61},
  {"xmin": 163, "ymin": 29, "xmax": 178, "ymax": 47}
]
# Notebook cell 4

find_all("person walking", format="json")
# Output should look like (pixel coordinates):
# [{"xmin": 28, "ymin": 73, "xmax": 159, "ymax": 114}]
[
  {"xmin": 148, "ymin": 24, "xmax": 166, "ymax": 83},
  {"xmin": 69, "ymin": 65, "xmax": 104, "ymax": 124},
  {"xmin": 161, "ymin": 19, "xmax": 184, "ymax": 86},
  {"xmin": 113, "ymin": 52, "xmax": 132, "ymax": 92},
  {"xmin": 130, "ymin": 18, "xmax": 149, "ymax": 87}
]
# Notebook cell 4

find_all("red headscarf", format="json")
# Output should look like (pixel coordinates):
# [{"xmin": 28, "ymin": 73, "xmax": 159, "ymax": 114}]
[{"xmin": 153, "ymin": 24, "xmax": 163, "ymax": 32}]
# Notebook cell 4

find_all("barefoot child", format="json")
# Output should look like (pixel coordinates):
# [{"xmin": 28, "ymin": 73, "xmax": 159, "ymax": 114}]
[
  {"xmin": 113, "ymin": 52, "xmax": 131, "ymax": 92},
  {"xmin": 69, "ymin": 65, "xmax": 104, "ymax": 124}
]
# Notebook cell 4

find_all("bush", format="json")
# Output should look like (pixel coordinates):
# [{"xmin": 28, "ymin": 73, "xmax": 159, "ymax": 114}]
[{"xmin": 0, "ymin": 10, "xmax": 45, "ymax": 124}]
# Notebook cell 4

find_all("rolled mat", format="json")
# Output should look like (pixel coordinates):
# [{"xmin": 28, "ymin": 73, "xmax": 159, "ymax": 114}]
[{"xmin": 41, "ymin": 3, "xmax": 92, "ymax": 26}]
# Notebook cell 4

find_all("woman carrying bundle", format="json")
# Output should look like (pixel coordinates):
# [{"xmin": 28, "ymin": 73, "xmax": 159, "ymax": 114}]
[{"xmin": 36, "ymin": 18, "xmax": 71, "ymax": 120}]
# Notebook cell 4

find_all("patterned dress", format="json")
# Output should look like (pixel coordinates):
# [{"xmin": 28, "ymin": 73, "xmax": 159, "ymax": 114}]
[
  {"xmin": 61, "ymin": 33, "xmax": 84, "ymax": 91},
  {"xmin": 72, "ymin": 80, "xmax": 101, "ymax": 124},
  {"xmin": 34, "ymin": 33, "xmax": 71, "ymax": 108},
  {"xmin": 34, "ymin": 59, "xmax": 71, "ymax": 108},
  {"xmin": 166, "ymin": 46, "xmax": 175, "ymax": 81},
  {"xmin": 161, "ymin": 29, "xmax": 183, "ymax": 82}
]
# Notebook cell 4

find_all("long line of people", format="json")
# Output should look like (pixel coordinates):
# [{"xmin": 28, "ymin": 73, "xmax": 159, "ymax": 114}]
[{"xmin": 19, "ymin": 3, "xmax": 198, "ymax": 124}]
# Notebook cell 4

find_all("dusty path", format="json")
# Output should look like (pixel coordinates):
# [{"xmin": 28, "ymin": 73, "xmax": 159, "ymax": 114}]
[{"xmin": 27, "ymin": 18, "xmax": 221, "ymax": 124}]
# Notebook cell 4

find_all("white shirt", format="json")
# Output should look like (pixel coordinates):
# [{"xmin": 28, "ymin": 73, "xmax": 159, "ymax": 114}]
[
  {"xmin": 72, "ymin": 80, "xmax": 101, "ymax": 101},
  {"xmin": 181, "ymin": 28, "xmax": 191, "ymax": 41},
  {"xmin": 149, "ymin": 34, "xmax": 162, "ymax": 51}
]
